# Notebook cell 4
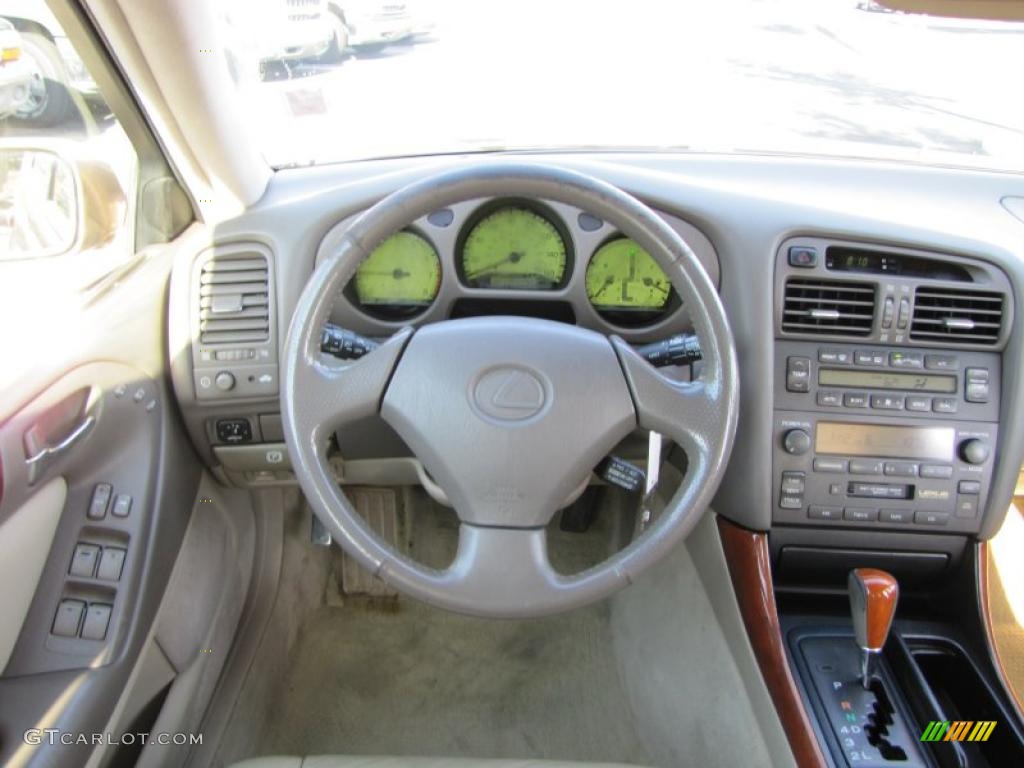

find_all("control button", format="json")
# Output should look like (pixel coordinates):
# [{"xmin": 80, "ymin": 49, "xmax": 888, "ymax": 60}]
[
  {"xmin": 88, "ymin": 483, "xmax": 112, "ymax": 520},
  {"xmin": 917, "ymin": 488, "xmax": 951, "ymax": 502},
  {"xmin": 854, "ymin": 350, "xmax": 885, "ymax": 366},
  {"xmin": 111, "ymin": 494, "xmax": 132, "ymax": 518},
  {"xmin": 788, "ymin": 246, "xmax": 818, "ymax": 268},
  {"xmin": 69, "ymin": 544, "xmax": 100, "ymax": 578},
  {"xmin": 52, "ymin": 599, "xmax": 86, "ymax": 637},
  {"xmin": 915, "ymin": 510, "xmax": 950, "ymax": 526},
  {"xmin": 779, "ymin": 494, "xmax": 803, "ymax": 510},
  {"xmin": 871, "ymin": 394, "xmax": 905, "ymax": 410},
  {"xmin": 880, "ymin": 509, "xmax": 912, "ymax": 524},
  {"xmin": 813, "ymin": 458, "xmax": 848, "ymax": 473},
  {"xmin": 817, "ymin": 391, "xmax": 842, "ymax": 407},
  {"xmin": 786, "ymin": 357, "xmax": 811, "ymax": 393},
  {"xmin": 958, "ymin": 480, "xmax": 981, "ymax": 495},
  {"xmin": 897, "ymin": 297, "xmax": 911, "ymax": 330},
  {"xmin": 884, "ymin": 461, "xmax": 919, "ymax": 477},
  {"xmin": 965, "ymin": 382, "xmax": 990, "ymax": 403},
  {"xmin": 849, "ymin": 482, "xmax": 911, "ymax": 499},
  {"xmin": 959, "ymin": 438, "xmax": 990, "ymax": 465},
  {"xmin": 844, "ymin": 508, "xmax": 878, "ymax": 522},
  {"xmin": 782, "ymin": 429, "xmax": 812, "ymax": 456},
  {"xmin": 932, "ymin": 397, "xmax": 958, "ymax": 414},
  {"xmin": 881, "ymin": 296, "xmax": 895, "ymax": 329},
  {"xmin": 80, "ymin": 603, "xmax": 113, "ymax": 641},
  {"xmin": 955, "ymin": 496, "xmax": 978, "ymax": 519},
  {"xmin": 889, "ymin": 351, "xmax": 924, "ymax": 369},
  {"xmin": 818, "ymin": 349, "xmax": 851, "ymax": 365},
  {"xmin": 920, "ymin": 464, "xmax": 953, "ymax": 479},
  {"xmin": 829, "ymin": 482, "xmax": 844, "ymax": 495},
  {"xmin": 849, "ymin": 459, "xmax": 884, "ymax": 475},
  {"xmin": 216, "ymin": 419, "xmax": 253, "ymax": 444},
  {"xmin": 965, "ymin": 368, "xmax": 990, "ymax": 403},
  {"xmin": 808, "ymin": 506, "xmax": 843, "ymax": 520},
  {"xmin": 97, "ymin": 547, "xmax": 126, "ymax": 581},
  {"xmin": 905, "ymin": 395, "xmax": 932, "ymax": 412},
  {"xmin": 215, "ymin": 371, "xmax": 236, "ymax": 392},
  {"xmin": 781, "ymin": 471, "xmax": 806, "ymax": 494},
  {"xmin": 925, "ymin": 354, "xmax": 959, "ymax": 371},
  {"xmin": 843, "ymin": 393, "xmax": 869, "ymax": 408}
]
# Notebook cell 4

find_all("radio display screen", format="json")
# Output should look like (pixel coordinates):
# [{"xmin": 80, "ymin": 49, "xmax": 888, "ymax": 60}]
[
  {"xmin": 816, "ymin": 422, "xmax": 955, "ymax": 460},
  {"xmin": 818, "ymin": 368, "xmax": 957, "ymax": 394}
]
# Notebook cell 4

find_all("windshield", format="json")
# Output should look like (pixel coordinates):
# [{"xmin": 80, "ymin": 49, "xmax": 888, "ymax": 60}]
[{"xmin": 216, "ymin": 0, "xmax": 1024, "ymax": 171}]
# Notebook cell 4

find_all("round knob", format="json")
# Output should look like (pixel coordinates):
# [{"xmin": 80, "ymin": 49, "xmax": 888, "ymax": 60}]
[
  {"xmin": 783, "ymin": 429, "xmax": 812, "ymax": 456},
  {"xmin": 215, "ymin": 371, "xmax": 236, "ymax": 392},
  {"xmin": 959, "ymin": 438, "xmax": 990, "ymax": 465}
]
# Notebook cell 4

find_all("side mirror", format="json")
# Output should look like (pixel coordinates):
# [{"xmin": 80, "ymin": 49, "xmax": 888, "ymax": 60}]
[{"xmin": 0, "ymin": 143, "xmax": 126, "ymax": 260}]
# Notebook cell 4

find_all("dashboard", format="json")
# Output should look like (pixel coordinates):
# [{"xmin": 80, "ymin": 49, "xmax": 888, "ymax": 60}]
[{"xmin": 166, "ymin": 152, "xmax": 1024, "ymax": 562}]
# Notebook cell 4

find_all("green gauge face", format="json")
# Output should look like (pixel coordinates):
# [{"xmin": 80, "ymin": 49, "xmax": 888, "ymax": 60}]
[
  {"xmin": 354, "ymin": 231, "xmax": 441, "ymax": 313},
  {"xmin": 461, "ymin": 207, "xmax": 568, "ymax": 290},
  {"xmin": 586, "ymin": 238, "xmax": 672, "ymax": 311}
]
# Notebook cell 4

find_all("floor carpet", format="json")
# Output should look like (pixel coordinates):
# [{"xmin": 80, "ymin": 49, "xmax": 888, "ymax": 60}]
[{"xmin": 258, "ymin": 597, "xmax": 651, "ymax": 764}]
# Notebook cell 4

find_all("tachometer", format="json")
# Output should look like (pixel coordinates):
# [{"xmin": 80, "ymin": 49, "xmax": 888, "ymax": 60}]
[
  {"xmin": 585, "ymin": 238, "xmax": 672, "ymax": 317},
  {"xmin": 353, "ymin": 231, "xmax": 441, "ymax": 318},
  {"xmin": 460, "ymin": 206, "xmax": 568, "ymax": 290}
]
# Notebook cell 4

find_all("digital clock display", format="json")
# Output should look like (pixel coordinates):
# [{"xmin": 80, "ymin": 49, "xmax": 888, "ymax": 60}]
[
  {"xmin": 818, "ymin": 368, "xmax": 957, "ymax": 394},
  {"xmin": 816, "ymin": 422, "xmax": 955, "ymax": 461}
]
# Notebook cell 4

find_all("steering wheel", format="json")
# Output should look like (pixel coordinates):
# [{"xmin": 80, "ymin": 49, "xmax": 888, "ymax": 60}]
[{"xmin": 281, "ymin": 163, "xmax": 738, "ymax": 618}]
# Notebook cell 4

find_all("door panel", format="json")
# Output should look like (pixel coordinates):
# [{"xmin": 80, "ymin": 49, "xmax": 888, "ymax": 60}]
[{"xmin": 0, "ymin": 244, "xmax": 206, "ymax": 766}]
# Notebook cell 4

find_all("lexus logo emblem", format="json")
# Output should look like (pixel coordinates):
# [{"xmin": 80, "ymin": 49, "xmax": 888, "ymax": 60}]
[{"xmin": 472, "ymin": 366, "xmax": 548, "ymax": 422}]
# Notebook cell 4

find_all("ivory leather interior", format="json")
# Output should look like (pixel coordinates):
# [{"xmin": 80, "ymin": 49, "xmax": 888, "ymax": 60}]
[
  {"xmin": 0, "ymin": 477, "xmax": 67, "ymax": 670},
  {"xmin": 231, "ymin": 758, "xmax": 643, "ymax": 768}
]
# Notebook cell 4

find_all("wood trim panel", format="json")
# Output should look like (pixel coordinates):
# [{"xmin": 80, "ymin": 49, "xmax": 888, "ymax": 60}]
[
  {"xmin": 717, "ymin": 517, "xmax": 828, "ymax": 768},
  {"xmin": 977, "ymin": 540, "xmax": 1024, "ymax": 718}
]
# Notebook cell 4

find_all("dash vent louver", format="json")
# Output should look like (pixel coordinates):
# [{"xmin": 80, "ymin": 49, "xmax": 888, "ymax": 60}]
[
  {"xmin": 198, "ymin": 254, "xmax": 270, "ymax": 344},
  {"xmin": 782, "ymin": 278, "xmax": 876, "ymax": 336},
  {"xmin": 910, "ymin": 287, "xmax": 1004, "ymax": 345}
]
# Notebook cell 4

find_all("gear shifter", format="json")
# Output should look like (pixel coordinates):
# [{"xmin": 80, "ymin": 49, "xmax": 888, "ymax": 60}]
[{"xmin": 848, "ymin": 568, "xmax": 899, "ymax": 689}]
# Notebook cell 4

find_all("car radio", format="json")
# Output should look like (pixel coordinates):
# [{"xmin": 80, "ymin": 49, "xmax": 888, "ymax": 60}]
[{"xmin": 772, "ymin": 341, "xmax": 1000, "ymax": 533}]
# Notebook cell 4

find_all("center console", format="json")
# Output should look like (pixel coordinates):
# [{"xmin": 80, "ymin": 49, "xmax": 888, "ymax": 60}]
[
  {"xmin": 772, "ymin": 237, "xmax": 1012, "ymax": 538},
  {"xmin": 769, "ymin": 238, "xmax": 1023, "ymax": 768}
]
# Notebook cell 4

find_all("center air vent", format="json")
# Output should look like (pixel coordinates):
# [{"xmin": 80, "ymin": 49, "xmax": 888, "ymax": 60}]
[
  {"xmin": 198, "ymin": 255, "xmax": 270, "ymax": 344},
  {"xmin": 910, "ymin": 287, "xmax": 1004, "ymax": 345},
  {"xmin": 782, "ymin": 278, "xmax": 876, "ymax": 336}
]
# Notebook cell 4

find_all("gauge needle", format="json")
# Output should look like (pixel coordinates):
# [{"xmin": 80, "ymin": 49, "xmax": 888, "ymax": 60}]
[
  {"xmin": 466, "ymin": 252, "xmax": 521, "ymax": 279},
  {"xmin": 594, "ymin": 276, "xmax": 616, "ymax": 298},
  {"xmin": 358, "ymin": 269, "xmax": 411, "ymax": 279}
]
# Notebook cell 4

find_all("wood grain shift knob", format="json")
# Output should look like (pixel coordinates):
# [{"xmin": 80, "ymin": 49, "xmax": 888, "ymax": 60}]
[{"xmin": 848, "ymin": 568, "xmax": 899, "ymax": 652}]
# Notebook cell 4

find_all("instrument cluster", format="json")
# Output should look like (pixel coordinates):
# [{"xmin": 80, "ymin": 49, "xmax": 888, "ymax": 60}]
[{"xmin": 325, "ymin": 198, "xmax": 718, "ymax": 340}]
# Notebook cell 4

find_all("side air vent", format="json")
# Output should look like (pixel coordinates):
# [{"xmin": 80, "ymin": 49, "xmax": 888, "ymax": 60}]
[
  {"xmin": 782, "ymin": 278, "xmax": 876, "ymax": 336},
  {"xmin": 198, "ymin": 255, "xmax": 270, "ymax": 344},
  {"xmin": 910, "ymin": 287, "xmax": 1004, "ymax": 345}
]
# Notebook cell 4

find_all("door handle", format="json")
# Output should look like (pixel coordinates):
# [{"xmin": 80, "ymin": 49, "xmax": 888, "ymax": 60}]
[{"xmin": 25, "ymin": 415, "xmax": 95, "ymax": 485}]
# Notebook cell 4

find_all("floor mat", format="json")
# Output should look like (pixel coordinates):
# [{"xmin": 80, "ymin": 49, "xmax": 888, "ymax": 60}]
[{"xmin": 258, "ymin": 598, "xmax": 651, "ymax": 764}]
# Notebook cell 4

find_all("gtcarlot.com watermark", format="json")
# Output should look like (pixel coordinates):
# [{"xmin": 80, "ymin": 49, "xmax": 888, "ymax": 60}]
[{"xmin": 24, "ymin": 730, "xmax": 202, "ymax": 746}]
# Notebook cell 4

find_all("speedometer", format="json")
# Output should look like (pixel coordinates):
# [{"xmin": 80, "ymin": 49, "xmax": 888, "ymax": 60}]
[
  {"xmin": 460, "ymin": 206, "xmax": 568, "ymax": 290},
  {"xmin": 585, "ymin": 238, "xmax": 672, "ymax": 317},
  {"xmin": 353, "ymin": 231, "xmax": 441, "ymax": 318}
]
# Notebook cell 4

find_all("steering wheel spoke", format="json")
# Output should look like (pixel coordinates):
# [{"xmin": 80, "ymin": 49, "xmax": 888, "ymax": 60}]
[
  {"xmin": 611, "ymin": 336, "xmax": 730, "ymax": 469},
  {"xmin": 288, "ymin": 327, "xmax": 413, "ymax": 447}
]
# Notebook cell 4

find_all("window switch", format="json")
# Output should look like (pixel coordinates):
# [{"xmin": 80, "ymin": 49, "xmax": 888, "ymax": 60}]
[
  {"xmin": 52, "ymin": 599, "xmax": 86, "ymax": 637},
  {"xmin": 88, "ymin": 483, "xmax": 112, "ymax": 519},
  {"xmin": 69, "ymin": 544, "xmax": 100, "ymax": 578},
  {"xmin": 80, "ymin": 603, "xmax": 112, "ymax": 641},
  {"xmin": 111, "ymin": 494, "xmax": 132, "ymax": 518},
  {"xmin": 97, "ymin": 547, "xmax": 126, "ymax": 581}
]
